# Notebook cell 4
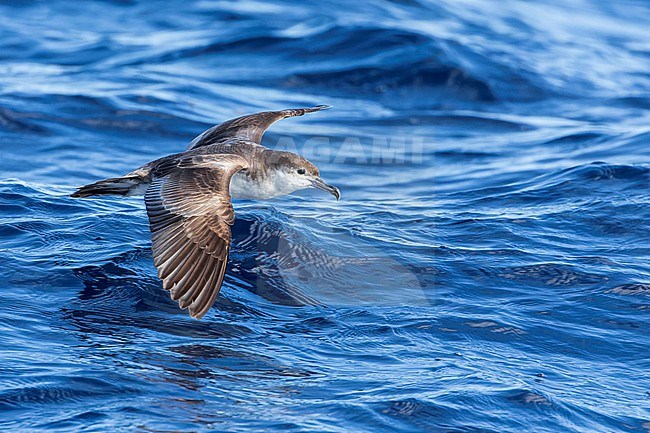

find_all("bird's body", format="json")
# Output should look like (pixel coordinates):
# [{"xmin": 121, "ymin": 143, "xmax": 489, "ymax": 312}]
[
  {"xmin": 116, "ymin": 142, "xmax": 303, "ymax": 200},
  {"xmin": 72, "ymin": 106, "xmax": 339, "ymax": 319}
]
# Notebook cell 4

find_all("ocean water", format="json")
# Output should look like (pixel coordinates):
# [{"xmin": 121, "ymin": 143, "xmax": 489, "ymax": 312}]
[{"xmin": 1, "ymin": 0, "xmax": 649, "ymax": 431}]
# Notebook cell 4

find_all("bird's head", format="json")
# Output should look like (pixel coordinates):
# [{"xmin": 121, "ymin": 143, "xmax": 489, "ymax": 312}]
[{"xmin": 264, "ymin": 151, "xmax": 340, "ymax": 200}]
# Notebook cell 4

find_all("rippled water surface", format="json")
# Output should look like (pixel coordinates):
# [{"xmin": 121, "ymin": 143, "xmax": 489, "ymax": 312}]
[{"xmin": 1, "ymin": 1, "xmax": 650, "ymax": 431}]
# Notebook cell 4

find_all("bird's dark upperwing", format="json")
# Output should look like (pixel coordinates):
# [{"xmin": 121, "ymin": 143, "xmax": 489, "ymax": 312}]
[
  {"xmin": 144, "ymin": 154, "xmax": 249, "ymax": 319},
  {"xmin": 186, "ymin": 105, "xmax": 331, "ymax": 150}
]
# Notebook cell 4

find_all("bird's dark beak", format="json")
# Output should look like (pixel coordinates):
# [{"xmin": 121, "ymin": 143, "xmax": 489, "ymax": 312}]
[{"xmin": 311, "ymin": 177, "xmax": 340, "ymax": 201}]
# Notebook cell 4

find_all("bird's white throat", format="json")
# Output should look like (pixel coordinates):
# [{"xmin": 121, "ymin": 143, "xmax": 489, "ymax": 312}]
[{"xmin": 229, "ymin": 170, "xmax": 310, "ymax": 200}]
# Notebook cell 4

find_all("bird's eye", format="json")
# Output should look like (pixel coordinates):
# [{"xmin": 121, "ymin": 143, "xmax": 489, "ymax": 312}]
[{"xmin": 297, "ymin": 168, "xmax": 306, "ymax": 175}]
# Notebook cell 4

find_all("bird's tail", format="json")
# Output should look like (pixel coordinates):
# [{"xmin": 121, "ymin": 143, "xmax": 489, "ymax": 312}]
[{"xmin": 71, "ymin": 175, "xmax": 147, "ymax": 198}]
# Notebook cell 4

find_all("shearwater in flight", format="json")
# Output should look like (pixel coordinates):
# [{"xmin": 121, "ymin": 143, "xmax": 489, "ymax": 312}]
[{"xmin": 71, "ymin": 105, "xmax": 340, "ymax": 319}]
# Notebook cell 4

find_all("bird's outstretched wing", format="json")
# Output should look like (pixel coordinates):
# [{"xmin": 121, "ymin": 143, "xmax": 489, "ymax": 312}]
[
  {"xmin": 187, "ymin": 105, "xmax": 332, "ymax": 150},
  {"xmin": 144, "ymin": 154, "xmax": 248, "ymax": 319}
]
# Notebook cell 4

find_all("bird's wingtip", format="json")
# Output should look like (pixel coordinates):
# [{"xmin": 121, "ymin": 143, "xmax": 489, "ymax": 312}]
[
  {"xmin": 309, "ymin": 104, "xmax": 333, "ymax": 112},
  {"xmin": 280, "ymin": 105, "xmax": 333, "ymax": 119}
]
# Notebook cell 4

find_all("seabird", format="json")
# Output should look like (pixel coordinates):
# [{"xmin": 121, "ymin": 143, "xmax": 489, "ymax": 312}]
[{"xmin": 71, "ymin": 105, "xmax": 340, "ymax": 319}]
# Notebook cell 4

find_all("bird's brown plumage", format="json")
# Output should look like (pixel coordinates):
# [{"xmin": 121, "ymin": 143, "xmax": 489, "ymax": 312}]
[
  {"xmin": 144, "ymin": 154, "xmax": 248, "ymax": 318},
  {"xmin": 187, "ymin": 105, "xmax": 331, "ymax": 150},
  {"xmin": 71, "ymin": 105, "xmax": 336, "ymax": 319}
]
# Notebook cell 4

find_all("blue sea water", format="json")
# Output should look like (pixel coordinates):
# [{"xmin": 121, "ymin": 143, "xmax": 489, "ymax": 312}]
[{"xmin": 1, "ymin": 0, "xmax": 650, "ymax": 431}]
